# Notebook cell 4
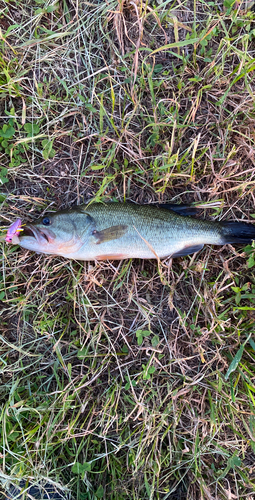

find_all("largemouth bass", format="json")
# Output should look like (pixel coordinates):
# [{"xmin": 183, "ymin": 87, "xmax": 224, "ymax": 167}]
[{"xmin": 10, "ymin": 202, "xmax": 255, "ymax": 260}]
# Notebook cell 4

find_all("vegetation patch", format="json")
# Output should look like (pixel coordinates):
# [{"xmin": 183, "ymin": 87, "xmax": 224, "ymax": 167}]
[{"xmin": 1, "ymin": 0, "xmax": 255, "ymax": 498}]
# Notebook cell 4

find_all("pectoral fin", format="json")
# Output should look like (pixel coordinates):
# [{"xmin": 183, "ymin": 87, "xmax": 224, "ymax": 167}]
[
  {"xmin": 171, "ymin": 244, "xmax": 204, "ymax": 257},
  {"xmin": 92, "ymin": 225, "xmax": 128, "ymax": 244}
]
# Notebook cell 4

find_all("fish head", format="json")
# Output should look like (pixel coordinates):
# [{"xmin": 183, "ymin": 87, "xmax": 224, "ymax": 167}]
[{"xmin": 14, "ymin": 209, "xmax": 94, "ymax": 256}]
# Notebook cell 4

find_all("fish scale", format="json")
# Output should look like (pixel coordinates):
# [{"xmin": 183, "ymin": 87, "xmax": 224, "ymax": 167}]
[
  {"xmin": 11, "ymin": 202, "xmax": 255, "ymax": 261},
  {"xmin": 83, "ymin": 203, "xmax": 222, "ymax": 260}
]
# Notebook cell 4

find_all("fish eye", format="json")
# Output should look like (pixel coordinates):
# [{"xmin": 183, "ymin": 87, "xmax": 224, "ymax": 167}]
[{"xmin": 42, "ymin": 217, "xmax": 51, "ymax": 226}]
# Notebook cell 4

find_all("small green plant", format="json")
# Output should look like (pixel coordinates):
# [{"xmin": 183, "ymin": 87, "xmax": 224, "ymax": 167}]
[
  {"xmin": 224, "ymin": 0, "xmax": 236, "ymax": 12},
  {"xmin": 0, "ymin": 113, "xmax": 27, "ymax": 170},
  {"xmin": 135, "ymin": 329, "xmax": 151, "ymax": 345},
  {"xmin": 0, "ymin": 55, "xmax": 22, "ymax": 98},
  {"xmin": 71, "ymin": 462, "xmax": 92, "ymax": 476},
  {"xmin": 42, "ymin": 139, "xmax": 56, "ymax": 160},
  {"xmin": 142, "ymin": 363, "xmax": 156, "ymax": 380},
  {"xmin": 23, "ymin": 123, "xmax": 40, "ymax": 137},
  {"xmin": 124, "ymin": 375, "xmax": 136, "ymax": 390},
  {"xmin": 0, "ymin": 119, "xmax": 16, "ymax": 168},
  {"xmin": 218, "ymin": 453, "xmax": 241, "ymax": 478},
  {"xmin": 0, "ymin": 167, "xmax": 8, "ymax": 185},
  {"xmin": 199, "ymin": 25, "xmax": 219, "ymax": 60},
  {"xmin": 135, "ymin": 329, "xmax": 160, "ymax": 347},
  {"xmin": 231, "ymin": 282, "xmax": 250, "ymax": 305},
  {"xmin": 34, "ymin": 2, "xmax": 59, "ymax": 15},
  {"xmin": 0, "ymin": 110, "xmax": 57, "ymax": 174},
  {"xmin": 244, "ymin": 242, "xmax": 255, "ymax": 268}
]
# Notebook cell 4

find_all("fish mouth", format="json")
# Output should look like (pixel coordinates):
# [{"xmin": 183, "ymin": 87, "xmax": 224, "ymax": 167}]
[{"xmin": 20, "ymin": 224, "xmax": 55, "ymax": 244}]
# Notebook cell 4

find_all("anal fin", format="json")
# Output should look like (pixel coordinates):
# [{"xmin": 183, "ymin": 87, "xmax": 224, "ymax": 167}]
[{"xmin": 172, "ymin": 244, "xmax": 204, "ymax": 258}]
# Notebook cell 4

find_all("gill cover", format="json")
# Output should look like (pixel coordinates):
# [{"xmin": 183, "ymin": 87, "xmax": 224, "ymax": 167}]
[{"xmin": 17, "ymin": 209, "xmax": 94, "ymax": 255}]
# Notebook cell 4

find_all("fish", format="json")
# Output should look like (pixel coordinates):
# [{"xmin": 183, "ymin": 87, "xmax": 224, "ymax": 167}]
[{"xmin": 9, "ymin": 202, "xmax": 255, "ymax": 261}]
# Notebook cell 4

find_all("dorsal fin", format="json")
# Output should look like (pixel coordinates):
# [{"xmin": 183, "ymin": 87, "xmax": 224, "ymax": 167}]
[{"xmin": 157, "ymin": 203, "xmax": 198, "ymax": 217}]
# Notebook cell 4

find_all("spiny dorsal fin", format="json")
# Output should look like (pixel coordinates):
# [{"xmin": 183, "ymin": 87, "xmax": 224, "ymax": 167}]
[{"xmin": 157, "ymin": 203, "xmax": 198, "ymax": 217}]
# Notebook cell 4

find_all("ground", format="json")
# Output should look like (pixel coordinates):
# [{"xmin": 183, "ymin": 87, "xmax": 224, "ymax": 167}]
[{"xmin": 0, "ymin": 0, "xmax": 255, "ymax": 499}]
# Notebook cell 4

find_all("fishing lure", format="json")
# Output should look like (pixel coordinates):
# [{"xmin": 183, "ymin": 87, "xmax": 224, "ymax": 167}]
[{"xmin": 5, "ymin": 218, "xmax": 23, "ymax": 243}]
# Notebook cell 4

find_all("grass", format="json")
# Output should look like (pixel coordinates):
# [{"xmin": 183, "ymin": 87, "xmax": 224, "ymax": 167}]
[{"xmin": 1, "ymin": 0, "xmax": 255, "ymax": 498}]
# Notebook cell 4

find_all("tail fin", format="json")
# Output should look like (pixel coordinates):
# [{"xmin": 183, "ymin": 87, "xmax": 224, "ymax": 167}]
[{"xmin": 220, "ymin": 221, "xmax": 255, "ymax": 245}]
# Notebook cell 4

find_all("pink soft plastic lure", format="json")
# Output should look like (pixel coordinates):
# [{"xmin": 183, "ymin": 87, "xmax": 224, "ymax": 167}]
[{"xmin": 5, "ymin": 219, "xmax": 23, "ymax": 243}]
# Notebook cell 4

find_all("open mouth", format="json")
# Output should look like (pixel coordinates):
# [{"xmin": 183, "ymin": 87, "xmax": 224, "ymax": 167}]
[{"xmin": 21, "ymin": 225, "xmax": 52, "ymax": 244}]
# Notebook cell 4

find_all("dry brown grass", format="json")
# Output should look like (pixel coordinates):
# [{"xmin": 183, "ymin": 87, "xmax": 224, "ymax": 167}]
[{"xmin": 1, "ymin": 0, "xmax": 255, "ymax": 499}]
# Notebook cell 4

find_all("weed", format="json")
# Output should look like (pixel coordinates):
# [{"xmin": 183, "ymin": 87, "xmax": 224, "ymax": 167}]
[{"xmin": 1, "ymin": 0, "xmax": 255, "ymax": 499}]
